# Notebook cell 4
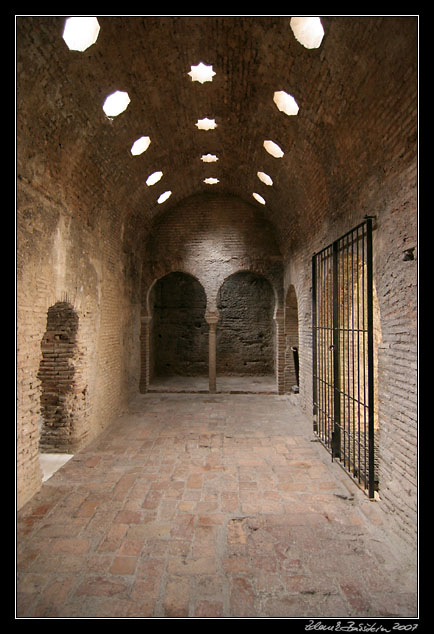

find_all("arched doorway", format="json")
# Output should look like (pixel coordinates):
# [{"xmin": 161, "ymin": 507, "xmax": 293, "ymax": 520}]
[
  {"xmin": 149, "ymin": 272, "xmax": 208, "ymax": 383},
  {"xmin": 216, "ymin": 271, "xmax": 276, "ymax": 389}
]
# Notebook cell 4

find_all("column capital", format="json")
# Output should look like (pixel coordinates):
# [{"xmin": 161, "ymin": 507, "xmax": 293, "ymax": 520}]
[
  {"xmin": 205, "ymin": 310, "xmax": 219, "ymax": 325},
  {"xmin": 141, "ymin": 315, "xmax": 152, "ymax": 325}
]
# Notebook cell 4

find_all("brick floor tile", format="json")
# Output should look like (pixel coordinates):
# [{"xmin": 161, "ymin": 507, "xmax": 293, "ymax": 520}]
[
  {"xmin": 109, "ymin": 555, "xmax": 138, "ymax": 575},
  {"xmin": 97, "ymin": 523, "xmax": 128, "ymax": 552},
  {"xmin": 75, "ymin": 500, "xmax": 99, "ymax": 517},
  {"xmin": 194, "ymin": 600, "xmax": 224, "ymax": 618},
  {"xmin": 163, "ymin": 576, "xmax": 190, "ymax": 617},
  {"xmin": 17, "ymin": 393, "xmax": 418, "ymax": 618},
  {"xmin": 51, "ymin": 538, "xmax": 91, "ymax": 555}
]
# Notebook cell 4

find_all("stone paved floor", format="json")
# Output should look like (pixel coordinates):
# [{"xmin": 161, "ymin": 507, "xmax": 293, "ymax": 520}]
[{"xmin": 17, "ymin": 393, "xmax": 418, "ymax": 619}]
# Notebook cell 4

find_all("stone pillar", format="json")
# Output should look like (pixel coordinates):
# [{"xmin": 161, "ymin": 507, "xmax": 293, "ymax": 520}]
[
  {"xmin": 205, "ymin": 311, "xmax": 219, "ymax": 393},
  {"xmin": 139, "ymin": 315, "xmax": 152, "ymax": 393},
  {"xmin": 274, "ymin": 308, "xmax": 285, "ymax": 395}
]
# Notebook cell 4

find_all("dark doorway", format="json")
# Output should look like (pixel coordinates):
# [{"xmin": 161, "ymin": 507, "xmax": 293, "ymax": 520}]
[
  {"xmin": 216, "ymin": 271, "xmax": 275, "ymax": 377},
  {"xmin": 149, "ymin": 272, "xmax": 208, "ymax": 380}
]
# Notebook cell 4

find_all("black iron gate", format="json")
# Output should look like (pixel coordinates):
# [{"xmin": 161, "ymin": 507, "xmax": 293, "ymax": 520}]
[{"xmin": 312, "ymin": 218, "xmax": 377, "ymax": 498}]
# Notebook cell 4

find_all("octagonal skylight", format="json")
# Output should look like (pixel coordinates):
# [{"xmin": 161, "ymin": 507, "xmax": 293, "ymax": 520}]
[
  {"xmin": 63, "ymin": 17, "xmax": 100, "ymax": 52},
  {"xmin": 188, "ymin": 62, "xmax": 216, "ymax": 83},
  {"xmin": 131, "ymin": 136, "xmax": 151, "ymax": 156},
  {"xmin": 146, "ymin": 171, "xmax": 163, "ymax": 186},
  {"xmin": 290, "ymin": 17, "xmax": 324, "ymax": 49},
  {"xmin": 103, "ymin": 91, "xmax": 130, "ymax": 117},
  {"xmin": 257, "ymin": 171, "xmax": 273, "ymax": 186},
  {"xmin": 273, "ymin": 91, "xmax": 299, "ymax": 116},
  {"xmin": 204, "ymin": 178, "xmax": 219, "ymax": 185},
  {"xmin": 264, "ymin": 140, "xmax": 284, "ymax": 158},
  {"xmin": 196, "ymin": 118, "xmax": 217, "ymax": 131},
  {"xmin": 158, "ymin": 191, "xmax": 172, "ymax": 204},
  {"xmin": 201, "ymin": 154, "xmax": 219, "ymax": 163},
  {"xmin": 253, "ymin": 193, "xmax": 266, "ymax": 205}
]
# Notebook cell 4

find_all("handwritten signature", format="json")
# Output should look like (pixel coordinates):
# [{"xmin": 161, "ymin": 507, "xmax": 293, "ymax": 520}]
[{"xmin": 305, "ymin": 622, "xmax": 418, "ymax": 633}]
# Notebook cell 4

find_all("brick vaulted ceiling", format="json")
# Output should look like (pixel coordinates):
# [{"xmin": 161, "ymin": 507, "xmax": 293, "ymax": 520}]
[{"xmin": 17, "ymin": 16, "xmax": 418, "ymax": 254}]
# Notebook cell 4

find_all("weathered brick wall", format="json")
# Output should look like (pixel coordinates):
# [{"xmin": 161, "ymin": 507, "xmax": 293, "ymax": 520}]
[
  {"xmin": 216, "ymin": 271, "xmax": 275, "ymax": 375},
  {"xmin": 16, "ymin": 15, "xmax": 417, "ymax": 554},
  {"xmin": 143, "ymin": 193, "xmax": 283, "ymax": 313},
  {"xmin": 284, "ymin": 162, "xmax": 417, "ymax": 551},
  {"xmin": 17, "ymin": 178, "xmax": 141, "ymax": 511},
  {"xmin": 141, "ymin": 193, "xmax": 284, "ymax": 389}
]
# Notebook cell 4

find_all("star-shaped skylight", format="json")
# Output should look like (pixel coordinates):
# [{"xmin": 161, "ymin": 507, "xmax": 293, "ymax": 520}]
[
  {"xmin": 204, "ymin": 178, "xmax": 219, "ymax": 185},
  {"xmin": 131, "ymin": 136, "xmax": 151, "ymax": 156},
  {"xmin": 188, "ymin": 62, "xmax": 216, "ymax": 83},
  {"xmin": 103, "ymin": 91, "xmax": 130, "ymax": 117},
  {"xmin": 196, "ymin": 118, "xmax": 217, "ymax": 131},
  {"xmin": 63, "ymin": 17, "xmax": 100, "ymax": 52},
  {"xmin": 263, "ymin": 140, "xmax": 284, "ymax": 158},
  {"xmin": 157, "ymin": 191, "xmax": 172, "ymax": 204},
  {"xmin": 273, "ymin": 91, "xmax": 299, "ymax": 116},
  {"xmin": 290, "ymin": 17, "xmax": 324, "ymax": 49},
  {"xmin": 257, "ymin": 172, "xmax": 273, "ymax": 186},
  {"xmin": 146, "ymin": 171, "xmax": 163, "ymax": 186},
  {"xmin": 253, "ymin": 193, "xmax": 266, "ymax": 205},
  {"xmin": 201, "ymin": 154, "xmax": 219, "ymax": 163}
]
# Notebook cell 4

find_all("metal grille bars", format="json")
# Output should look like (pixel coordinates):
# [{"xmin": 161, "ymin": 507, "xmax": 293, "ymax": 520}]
[{"xmin": 312, "ymin": 218, "xmax": 376, "ymax": 498}]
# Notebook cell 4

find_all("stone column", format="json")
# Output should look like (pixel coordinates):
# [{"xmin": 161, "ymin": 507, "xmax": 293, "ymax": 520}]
[
  {"xmin": 205, "ymin": 311, "xmax": 219, "ymax": 393},
  {"xmin": 274, "ymin": 308, "xmax": 285, "ymax": 395},
  {"xmin": 139, "ymin": 315, "xmax": 152, "ymax": 393}
]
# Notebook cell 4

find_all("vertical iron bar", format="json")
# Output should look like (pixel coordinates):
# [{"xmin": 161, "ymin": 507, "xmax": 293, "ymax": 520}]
[
  {"xmin": 346, "ymin": 233, "xmax": 350, "ymax": 471},
  {"xmin": 312, "ymin": 254, "xmax": 318, "ymax": 433},
  {"xmin": 332, "ymin": 241, "xmax": 341, "ymax": 459},
  {"xmin": 362, "ymin": 222, "xmax": 368, "ymax": 488},
  {"xmin": 312, "ymin": 219, "xmax": 375, "ymax": 496},
  {"xmin": 366, "ymin": 217, "xmax": 375, "ymax": 498},
  {"xmin": 356, "ymin": 229, "xmax": 363, "ymax": 483},
  {"xmin": 324, "ymin": 251, "xmax": 328, "ymax": 443},
  {"xmin": 351, "ymin": 229, "xmax": 356, "ymax": 478}
]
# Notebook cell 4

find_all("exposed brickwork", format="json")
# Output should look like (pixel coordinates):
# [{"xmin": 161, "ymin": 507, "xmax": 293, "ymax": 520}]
[
  {"xmin": 38, "ymin": 302, "xmax": 82, "ymax": 452},
  {"xmin": 216, "ymin": 272, "xmax": 275, "ymax": 375},
  {"xmin": 16, "ymin": 16, "xmax": 417, "ymax": 558},
  {"xmin": 143, "ymin": 193, "xmax": 283, "ymax": 312}
]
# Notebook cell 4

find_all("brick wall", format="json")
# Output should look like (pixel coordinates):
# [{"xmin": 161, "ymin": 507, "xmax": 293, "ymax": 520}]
[
  {"xmin": 16, "ymin": 179, "xmax": 141, "ymax": 510},
  {"xmin": 143, "ymin": 193, "xmax": 283, "ymax": 312},
  {"xmin": 16, "ymin": 16, "xmax": 417, "ymax": 553},
  {"xmin": 141, "ymin": 193, "xmax": 284, "ymax": 390},
  {"xmin": 284, "ymin": 160, "xmax": 417, "ymax": 551},
  {"xmin": 216, "ymin": 271, "xmax": 275, "ymax": 375}
]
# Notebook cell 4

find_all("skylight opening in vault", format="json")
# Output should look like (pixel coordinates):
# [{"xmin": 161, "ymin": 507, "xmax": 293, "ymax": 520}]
[
  {"xmin": 290, "ymin": 17, "xmax": 324, "ymax": 49},
  {"xmin": 264, "ymin": 140, "xmax": 284, "ymax": 158},
  {"xmin": 131, "ymin": 136, "xmax": 151, "ymax": 156},
  {"xmin": 158, "ymin": 191, "xmax": 172, "ymax": 204},
  {"xmin": 146, "ymin": 171, "xmax": 163, "ymax": 186},
  {"xmin": 204, "ymin": 178, "xmax": 219, "ymax": 185},
  {"xmin": 253, "ymin": 193, "xmax": 266, "ymax": 205},
  {"xmin": 188, "ymin": 62, "xmax": 216, "ymax": 83},
  {"xmin": 257, "ymin": 171, "xmax": 273, "ymax": 186},
  {"xmin": 196, "ymin": 118, "xmax": 217, "ymax": 131},
  {"xmin": 201, "ymin": 154, "xmax": 219, "ymax": 163},
  {"xmin": 103, "ymin": 91, "xmax": 131, "ymax": 117},
  {"xmin": 273, "ymin": 91, "xmax": 299, "ymax": 116},
  {"xmin": 63, "ymin": 17, "xmax": 100, "ymax": 52}
]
